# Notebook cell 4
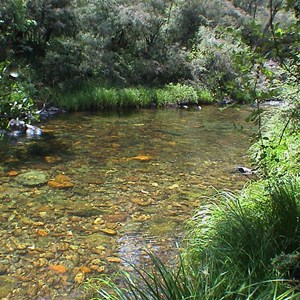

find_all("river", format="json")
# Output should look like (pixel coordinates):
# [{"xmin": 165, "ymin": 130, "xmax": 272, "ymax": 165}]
[{"xmin": 0, "ymin": 106, "xmax": 253, "ymax": 299}]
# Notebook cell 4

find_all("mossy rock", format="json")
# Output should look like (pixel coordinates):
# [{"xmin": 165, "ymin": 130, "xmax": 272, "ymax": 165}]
[
  {"xmin": 85, "ymin": 233, "xmax": 113, "ymax": 248},
  {"xmin": 147, "ymin": 218, "xmax": 178, "ymax": 236},
  {"xmin": 15, "ymin": 170, "xmax": 48, "ymax": 186},
  {"xmin": 0, "ymin": 276, "xmax": 17, "ymax": 298}
]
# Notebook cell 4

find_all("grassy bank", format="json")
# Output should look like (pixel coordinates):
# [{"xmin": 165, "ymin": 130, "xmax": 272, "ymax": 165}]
[
  {"xmin": 184, "ymin": 177, "xmax": 300, "ymax": 299},
  {"xmin": 52, "ymin": 82, "xmax": 214, "ymax": 111},
  {"xmin": 85, "ymin": 93, "xmax": 300, "ymax": 299}
]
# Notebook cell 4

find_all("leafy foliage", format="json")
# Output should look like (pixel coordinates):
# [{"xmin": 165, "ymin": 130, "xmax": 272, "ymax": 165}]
[
  {"xmin": 0, "ymin": 62, "xmax": 38, "ymax": 129},
  {"xmin": 156, "ymin": 83, "xmax": 199, "ymax": 106},
  {"xmin": 1, "ymin": 0, "xmax": 299, "ymax": 106},
  {"xmin": 249, "ymin": 98, "xmax": 300, "ymax": 178}
]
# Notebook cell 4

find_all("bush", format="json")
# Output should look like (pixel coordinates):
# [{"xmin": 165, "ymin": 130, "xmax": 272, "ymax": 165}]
[
  {"xmin": 0, "ymin": 61, "xmax": 38, "ymax": 129},
  {"xmin": 156, "ymin": 83, "xmax": 199, "ymax": 106},
  {"xmin": 42, "ymin": 37, "xmax": 84, "ymax": 87},
  {"xmin": 196, "ymin": 87, "xmax": 214, "ymax": 104},
  {"xmin": 189, "ymin": 26, "xmax": 238, "ymax": 100},
  {"xmin": 249, "ymin": 102, "xmax": 300, "ymax": 178}
]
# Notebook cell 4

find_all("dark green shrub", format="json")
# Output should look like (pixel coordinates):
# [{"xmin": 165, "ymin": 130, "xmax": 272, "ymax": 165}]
[{"xmin": 0, "ymin": 62, "xmax": 38, "ymax": 129}]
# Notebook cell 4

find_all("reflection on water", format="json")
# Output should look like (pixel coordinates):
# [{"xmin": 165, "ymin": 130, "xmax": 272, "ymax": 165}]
[{"xmin": 0, "ymin": 107, "xmax": 253, "ymax": 299}]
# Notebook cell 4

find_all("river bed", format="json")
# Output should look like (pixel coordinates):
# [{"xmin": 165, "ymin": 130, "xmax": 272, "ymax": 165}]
[{"xmin": 0, "ymin": 106, "xmax": 253, "ymax": 299}]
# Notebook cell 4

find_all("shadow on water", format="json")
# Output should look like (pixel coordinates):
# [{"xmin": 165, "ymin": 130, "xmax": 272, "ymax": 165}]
[{"xmin": 0, "ymin": 133, "xmax": 73, "ymax": 168}]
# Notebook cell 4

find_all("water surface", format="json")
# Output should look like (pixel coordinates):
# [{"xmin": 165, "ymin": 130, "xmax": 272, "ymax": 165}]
[{"xmin": 0, "ymin": 107, "xmax": 253, "ymax": 299}]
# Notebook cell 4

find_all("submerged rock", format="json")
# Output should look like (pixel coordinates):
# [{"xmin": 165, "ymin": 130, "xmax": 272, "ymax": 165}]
[
  {"xmin": 0, "ymin": 275, "xmax": 17, "ymax": 298},
  {"xmin": 8, "ymin": 119, "xmax": 26, "ymax": 132},
  {"xmin": 4, "ymin": 119, "xmax": 43, "ymax": 138},
  {"xmin": 85, "ymin": 233, "xmax": 113, "ymax": 248},
  {"xmin": 68, "ymin": 209, "xmax": 102, "ymax": 218},
  {"xmin": 38, "ymin": 106, "xmax": 65, "ymax": 119},
  {"xmin": 48, "ymin": 174, "xmax": 73, "ymax": 188},
  {"xmin": 128, "ymin": 155, "xmax": 153, "ymax": 162},
  {"xmin": 100, "ymin": 228, "xmax": 117, "ymax": 236},
  {"xmin": 147, "ymin": 219, "xmax": 178, "ymax": 236},
  {"xmin": 15, "ymin": 170, "xmax": 48, "ymax": 186},
  {"xmin": 106, "ymin": 257, "xmax": 121, "ymax": 263}
]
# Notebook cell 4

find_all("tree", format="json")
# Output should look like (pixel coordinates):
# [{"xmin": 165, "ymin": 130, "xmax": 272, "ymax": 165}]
[
  {"xmin": 0, "ymin": 0, "xmax": 37, "ymax": 59},
  {"xmin": 25, "ymin": 0, "xmax": 77, "ymax": 56}
]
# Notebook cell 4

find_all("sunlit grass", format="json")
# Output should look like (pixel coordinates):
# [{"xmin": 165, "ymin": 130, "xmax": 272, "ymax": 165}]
[
  {"xmin": 52, "ymin": 82, "xmax": 153, "ymax": 111},
  {"xmin": 52, "ymin": 81, "xmax": 214, "ymax": 111},
  {"xmin": 85, "ymin": 253, "xmax": 204, "ymax": 300},
  {"xmin": 85, "ymin": 255, "xmax": 300, "ymax": 300},
  {"xmin": 185, "ymin": 176, "xmax": 300, "ymax": 298}
]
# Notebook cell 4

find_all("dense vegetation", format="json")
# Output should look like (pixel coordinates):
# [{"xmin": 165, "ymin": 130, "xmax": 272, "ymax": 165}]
[
  {"xmin": 1, "ymin": 0, "xmax": 300, "ymax": 299},
  {"xmin": 1, "ymin": 0, "xmax": 299, "ymax": 125}
]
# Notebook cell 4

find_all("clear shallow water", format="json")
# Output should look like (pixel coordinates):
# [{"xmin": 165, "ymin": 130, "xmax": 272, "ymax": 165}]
[{"xmin": 0, "ymin": 107, "xmax": 253, "ymax": 299}]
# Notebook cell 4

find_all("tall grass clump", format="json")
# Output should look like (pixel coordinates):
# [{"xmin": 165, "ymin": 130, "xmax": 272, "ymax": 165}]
[
  {"xmin": 52, "ymin": 81, "xmax": 158, "ymax": 111},
  {"xmin": 156, "ymin": 83, "xmax": 199, "ymax": 106},
  {"xmin": 185, "ymin": 176, "xmax": 300, "ymax": 299},
  {"xmin": 53, "ymin": 81, "xmax": 211, "ymax": 111},
  {"xmin": 85, "ymin": 253, "xmax": 205, "ymax": 300}
]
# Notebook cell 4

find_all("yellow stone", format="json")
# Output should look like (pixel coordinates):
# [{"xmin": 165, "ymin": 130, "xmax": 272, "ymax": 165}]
[
  {"xmin": 48, "ymin": 174, "xmax": 74, "ymax": 188},
  {"xmin": 74, "ymin": 272, "xmax": 85, "ymax": 284},
  {"xmin": 131, "ymin": 198, "xmax": 151, "ymax": 206},
  {"xmin": 49, "ymin": 265, "xmax": 67, "ymax": 274},
  {"xmin": 44, "ymin": 156, "xmax": 61, "ymax": 163},
  {"xmin": 129, "ymin": 155, "xmax": 153, "ymax": 162},
  {"xmin": 79, "ymin": 266, "xmax": 91, "ymax": 273},
  {"xmin": 107, "ymin": 257, "xmax": 121, "ymax": 263},
  {"xmin": 169, "ymin": 183, "xmax": 179, "ymax": 190},
  {"xmin": 36, "ymin": 229, "xmax": 48, "ymax": 236},
  {"xmin": 131, "ymin": 213, "xmax": 151, "ymax": 222},
  {"xmin": 7, "ymin": 170, "xmax": 19, "ymax": 176},
  {"xmin": 48, "ymin": 180, "xmax": 74, "ymax": 188},
  {"xmin": 100, "ymin": 228, "xmax": 117, "ymax": 235}
]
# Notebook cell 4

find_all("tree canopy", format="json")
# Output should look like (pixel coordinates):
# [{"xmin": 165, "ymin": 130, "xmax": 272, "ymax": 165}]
[{"xmin": 0, "ymin": 0, "xmax": 299, "ymax": 123}]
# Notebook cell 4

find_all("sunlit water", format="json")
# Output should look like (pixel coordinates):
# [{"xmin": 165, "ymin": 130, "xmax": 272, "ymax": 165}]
[{"xmin": 0, "ymin": 106, "xmax": 254, "ymax": 299}]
